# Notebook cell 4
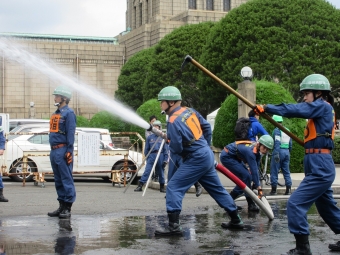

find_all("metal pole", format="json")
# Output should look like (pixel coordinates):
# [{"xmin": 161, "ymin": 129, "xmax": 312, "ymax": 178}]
[{"xmin": 181, "ymin": 55, "xmax": 304, "ymax": 147}]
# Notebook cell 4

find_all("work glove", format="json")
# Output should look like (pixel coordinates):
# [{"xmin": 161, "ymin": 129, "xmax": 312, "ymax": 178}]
[
  {"xmin": 254, "ymin": 105, "xmax": 265, "ymax": 115},
  {"xmin": 274, "ymin": 153, "xmax": 280, "ymax": 163},
  {"xmin": 258, "ymin": 188, "xmax": 263, "ymax": 199},
  {"xmin": 162, "ymin": 161, "xmax": 167, "ymax": 169},
  {"xmin": 65, "ymin": 152, "xmax": 73, "ymax": 165}
]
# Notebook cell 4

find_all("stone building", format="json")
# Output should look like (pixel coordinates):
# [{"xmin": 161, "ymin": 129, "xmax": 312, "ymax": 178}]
[{"xmin": 0, "ymin": 0, "xmax": 248, "ymax": 119}]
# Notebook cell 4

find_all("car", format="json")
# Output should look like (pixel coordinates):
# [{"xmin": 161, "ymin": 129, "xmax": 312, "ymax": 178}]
[
  {"xmin": 4, "ymin": 127, "xmax": 145, "ymax": 184},
  {"xmin": 9, "ymin": 119, "xmax": 50, "ymax": 131}
]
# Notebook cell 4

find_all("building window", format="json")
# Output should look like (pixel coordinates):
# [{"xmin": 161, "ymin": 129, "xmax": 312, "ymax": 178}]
[
  {"xmin": 189, "ymin": 0, "xmax": 196, "ymax": 9},
  {"xmin": 223, "ymin": 0, "xmax": 231, "ymax": 11},
  {"xmin": 139, "ymin": 3, "xmax": 143, "ymax": 26},
  {"xmin": 207, "ymin": 0, "xmax": 213, "ymax": 10}
]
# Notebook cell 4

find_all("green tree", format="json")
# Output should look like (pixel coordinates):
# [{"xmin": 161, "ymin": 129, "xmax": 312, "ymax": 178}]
[
  {"xmin": 89, "ymin": 111, "xmax": 127, "ymax": 132},
  {"xmin": 142, "ymin": 22, "xmax": 215, "ymax": 117},
  {"xmin": 198, "ymin": 0, "xmax": 340, "ymax": 113},
  {"xmin": 213, "ymin": 80, "xmax": 305, "ymax": 173},
  {"xmin": 115, "ymin": 47, "xmax": 155, "ymax": 110},
  {"xmin": 76, "ymin": 116, "xmax": 90, "ymax": 127}
]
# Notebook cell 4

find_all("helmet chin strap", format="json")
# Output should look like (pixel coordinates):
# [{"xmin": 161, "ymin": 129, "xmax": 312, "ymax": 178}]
[
  {"xmin": 161, "ymin": 101, "xmax": 171, "ymax": 114},
  {"xmin": 54, "ymin": 97, "xmax": 65, "ymax": 107}
]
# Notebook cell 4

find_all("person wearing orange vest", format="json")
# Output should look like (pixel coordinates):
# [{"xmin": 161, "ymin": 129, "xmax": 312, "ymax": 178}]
[
  {"xmin": 220, "ymin": 135, "xmax": 273, "ymax": 212},
  {"xmin": 154, "ymin": 86, "xmax": 243, "ymax": 236},
  {"xmin": 255, "ymin": 74, "xmax": 340, "ymax": 254}
]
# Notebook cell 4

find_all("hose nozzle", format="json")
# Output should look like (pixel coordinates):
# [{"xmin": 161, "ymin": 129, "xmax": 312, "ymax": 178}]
[{"xmin": 147, "ymin": 125, "xmax": 167, "ymax": 140}]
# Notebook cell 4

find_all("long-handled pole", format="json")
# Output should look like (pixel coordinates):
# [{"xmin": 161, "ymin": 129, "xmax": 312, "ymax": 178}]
[
  {"xmin": 142, "ymin": 139, "xmax": 165, "ymax": 197},
  {"xmin": 181, "ymin": 55, "xmax": 304, "ymax": 147}
]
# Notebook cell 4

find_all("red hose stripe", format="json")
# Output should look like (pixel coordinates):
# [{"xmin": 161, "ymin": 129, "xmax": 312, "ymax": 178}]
[{"xmin": 215, "ymin": 163, "xmax": 247, "ymax": 189}]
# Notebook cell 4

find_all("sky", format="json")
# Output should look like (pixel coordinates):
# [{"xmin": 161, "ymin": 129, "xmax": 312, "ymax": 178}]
[{"xmin": 0, "ymin": 0, "xmax": 339, "ymax": 38}]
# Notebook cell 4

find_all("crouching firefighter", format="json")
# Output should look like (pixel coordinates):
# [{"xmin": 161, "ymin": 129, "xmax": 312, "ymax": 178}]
[
  {"xmin": 220, "ymin": 135, "xmax": 274, "ymax": 212},
  {"xmin": 135, "ymin": 120, "xmax": 169, "ymax": 193},
  {"xmin": 48, "ymin": 85, "xmax": 76, "ymax": 219},
  {"xmin": 154, "ymin": 86, "xmax": 243, "ymax": 236}
]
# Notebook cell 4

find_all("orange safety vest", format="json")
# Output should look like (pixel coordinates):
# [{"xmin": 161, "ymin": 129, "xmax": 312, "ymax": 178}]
[
  {"xmin": 304, "ymin": 109, "xmax": 335, "ymax": 143},
  {"xmin": 50, "ymin": 114, "xmax": 61, "ymax": 133}
]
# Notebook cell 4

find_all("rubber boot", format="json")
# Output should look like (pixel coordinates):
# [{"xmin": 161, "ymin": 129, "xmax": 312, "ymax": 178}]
[
  {"xmin": 221, "ymin": 210, "xmax": 244, "ymax": 229},
  {"xmin": 134, "ymin": 182, "xmax": 144, "ymax": 192},
  {"xmin": 154, "ymin": 212, "xmax": 183, "ymax": 236},
  {"xmin": 285, "ymin": 186, "xmax": 292, "ymax": 195},
  {"xmin": 194, "ymin": 182, "xmax": 203, "ymax": 197},
  {"xmin": 59, "ymin": 202, "xmax": 72, "ymax": 219},
  {"xmin": 246, "ymin": 197, "xmax": 259, "ymax": 212},
  {"xmin": 160, "ymin": 184, "xmax": 166, "ymax": 193},
  {"xmin": 0, "ymin": 188, "xmax": 8, "ymax": 202},
  {"xmin": 269, "ymin": 186, "xmax": 277, "ymax": 195},
  {"xmin": 285, "ymin": 234, "xmax": 312, "ymax": 255},
  {"xmin": 48, "ymin": 201, "xmax": 64, "ymax": 217},
  {"xmin": 329, "ymin": 241, "xmax": 340, "ymax": 251}
]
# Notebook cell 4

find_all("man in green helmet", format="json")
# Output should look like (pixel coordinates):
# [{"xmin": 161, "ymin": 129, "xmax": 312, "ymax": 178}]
[
  {"xmin": 154, "ymin": 86, "xmax": 244, "ymax": 236},
  {"xmin": 269, "ymin": 115, "xmax": 292, "ymax": 195},
  {"xmin": 220, "ymin": 134, "xmax": 274, "ymax": 212},
  {"xmin": 48, "ymin": 85, "xmax": 76, "ymax": 219},
  {"xmin": 255, "ymin": 74, "xmax": 340, "ymax": 254}
]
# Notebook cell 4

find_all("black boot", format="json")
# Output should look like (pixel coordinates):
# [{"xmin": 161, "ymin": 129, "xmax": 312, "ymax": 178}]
[
  {"xmin": 48, "ymin": 201, "xmax": 64, "ymax": 217},
  {"xmin": 59, "ymin": 202, "xmax": 72, "ymax": 219},
  {"xmin": 329, "ymin": 241, "xmax": 340, "ymax": 251},
  {"xmin": 221, "ymin": 210, "xmax": 244, "ymax": 229},
  {"xmin": 269, "ymin": 186, "xmax": 277, "ymax": 195},
  {"xmin": 230, "ymin": 191, "xmax": 243, "ymax": 211},
  {"xmin": 0, "ymin": 188, "xmax": 8, "ymax": 202},
  {"xmin": 194, "ymin": 182, "xmax": 203, "ymax": 197},
  {"xmin": 285, "ymin": 186, "xmax": 292, "ymax": 195},
  {"xmin": 160, "ymin": 184, "xmax": 166, "ymax": 193},
  {"xmin": 285, "ymin": 234, "xmax": 312, "ymax": 255},
  {"xmin": 155, "ymin": 212, "xmax": 183, "ymax": 236},
  {"xmin": 246, "ymin": 197, "xmax": 259, "ymax": 212},
  {"xmin": 134, "ymin": 182, "xmax": 144, "ymax": 192}
]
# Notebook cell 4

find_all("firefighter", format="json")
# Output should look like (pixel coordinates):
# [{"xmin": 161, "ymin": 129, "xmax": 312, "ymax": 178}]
[
  {"xmin": 255, "ymin": 74, "xmax": 340, "ymax": 254},
  {"xmin": 135, "ymin": 120, "xmax": 168, "ymax": 192},
  {"xmin": 220, "ymin": 135, "xmax": 274, "ymax": 212},
  {"xmin": 0, "ymin": 126, "xmax": 8, "ymax": 202},
  {"xmin": 269, "ymin": 115, "xmax": 292, "ymax": 195},
  {"xmin": 154, "ymin": 86, "xmax": 243, "ymax": 236},
  {"xmin": 48, "ymin": 86, "xmax": 76, "ymax": 219}
]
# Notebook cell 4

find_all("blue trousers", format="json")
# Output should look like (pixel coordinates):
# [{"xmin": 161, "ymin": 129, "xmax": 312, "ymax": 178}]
[
  {"xmin": 220, "ymin": 149, "xmax": 251, "ymax": 198},
  {"xmin": 141, "ymin": 152, "xmax": 165, "ymax": 184},
  {"xmin": 270, "ymin": 149, "xmax": 292, "ymax": 186},
  {"xmin": 0, "ymin": 175, "xmax": 3, "ymax": 189},
  {"xmin": 287, "ymin": 154, "xmax": 340, "ymax": 235},
  {"xmin": 166, "ymin": 147, "xmax": 236, "ymax": 213},
  {"xmin": 50, "ymin": 146, "xmax": 76, "ymax": 203},
  {"xmin": 168, "ymin": 152, "xmax": 182, "ymax": 182}
]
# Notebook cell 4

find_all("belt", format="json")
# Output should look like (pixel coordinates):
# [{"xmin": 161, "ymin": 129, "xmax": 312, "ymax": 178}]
[
  {"xmin": 51, "ymin": 144, "xmax": 66, "ymax": 150},
  {"xmin": 305, "ymin": 148, "xmax": 331, "ymax": 154}
]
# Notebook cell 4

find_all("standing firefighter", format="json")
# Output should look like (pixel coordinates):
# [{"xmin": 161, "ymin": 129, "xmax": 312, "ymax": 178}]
[
  {"xmin": 48, "ymin": 86, "xmax": 76, "ymax": 219},
  {"xmin": 269, "ymin": 115, "xmax": 292, "ymax": 195},
  {"xmin": 0, "ymin": 126, "xmax": 8, "ymax": 202},
  {"xmin": 154, "ymin": 86, "xmax": 243, "ymax": 236},
  {"xmin": 135, "ymin": 120, "xmax": 168, "ymax": 193},
  {"xmin": 255, "ymin": 74, "xmax": 340, "ymax": 254},
  {"xmin": 220, "ymin": 135, "xmax": 274, "ymax": 212}
]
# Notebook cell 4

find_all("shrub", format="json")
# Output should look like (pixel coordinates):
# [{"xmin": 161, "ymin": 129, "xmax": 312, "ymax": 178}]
[
  {"xmin": 76, "ymin": 116, "xmax": 90, "ymax": 127},
  {"xmin": 89, "ymin": 111, "xmax": 127, "ymax": 132}
]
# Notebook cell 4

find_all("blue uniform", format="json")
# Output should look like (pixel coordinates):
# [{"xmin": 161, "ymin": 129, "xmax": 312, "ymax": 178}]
[
  {"xmin": 220, "ymin": 142, "xmax": 261, "ymax": 196},
  {"xmin": 0, "ymin": 130, "xmax": 5, "ymax": 189},
  {"xmin": 270, "ymin": 127, "xmax": 292, "ymax": 187},
  {"xmin": 248, "ymin": 117, "xmax": 268, "ymax": 141},
  {"xmin": 265, "ymin": 98, "xmax": 340, "ymax": 235},
  {"xmin": 49, "ymin": 105, "xmax": 76, "ymax": 204},
  {"xmin": 166, "ymin": 106, "xmax": 236, "ymax": 213},
  {"xmin": 141, "ymin": 133, "xmax": 169, "ymax": 184},
  {"xmin": 168, "ymin": 152, "xmax": 182, "ymax": 183}
]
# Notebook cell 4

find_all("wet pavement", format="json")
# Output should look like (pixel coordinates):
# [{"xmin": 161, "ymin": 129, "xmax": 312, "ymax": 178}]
[{"xmin": 1, "ymin": 174, "xmax": 340, "ymax": 254}]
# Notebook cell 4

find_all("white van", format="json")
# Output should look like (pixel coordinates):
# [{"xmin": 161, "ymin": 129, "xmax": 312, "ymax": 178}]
[{"xmin": 9, "ymin": 119, "xmax": 50, "ymax": 131}]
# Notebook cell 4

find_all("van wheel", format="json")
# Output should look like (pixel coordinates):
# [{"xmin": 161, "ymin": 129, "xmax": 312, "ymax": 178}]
[
  {"xmin": 111, "ymin": 162, "xmax": 137, "ymax": 184},
  {"xmin": 9, "ymin": 160, "xmax": 37, "ymax": 182}
]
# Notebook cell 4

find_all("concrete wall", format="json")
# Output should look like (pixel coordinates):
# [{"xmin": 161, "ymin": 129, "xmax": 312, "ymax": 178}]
[{"xmin": 0, "ymin": 38, "xmax": 124, "ymax": 119}]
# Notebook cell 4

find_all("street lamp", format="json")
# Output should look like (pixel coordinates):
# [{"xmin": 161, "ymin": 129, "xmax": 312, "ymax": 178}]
[{"xmin": 240, "ymin": 66, "xmax": 253, "ymax": 80}]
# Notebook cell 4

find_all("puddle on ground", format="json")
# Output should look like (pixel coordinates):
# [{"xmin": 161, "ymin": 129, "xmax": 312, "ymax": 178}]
[{"xmin": 0, "ymin": 200, "xmax": 338, "ymax": 255}]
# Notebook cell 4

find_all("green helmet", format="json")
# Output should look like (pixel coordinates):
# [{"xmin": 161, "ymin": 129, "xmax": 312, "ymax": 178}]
[
  {"xmin": 158, "ymin": 86, "xmax": 182, "ymax": 101},
  {"xmin": 258, "ymin": 135, "xmax": 274, "ymax": 150},
  {"xmin": 300, "ymin": 74, "xmax": 331, "ymax": 92},
  {"xmin": 272, "ymin": 115, "xmax": 283, "ymax": 122},
  {"xmin": 52, "ymin": 85, "xmax": 72, "ymax": 99},
  {"xmin": 153, "ymin": 120, "xmax": 162, "ymax": 127}
]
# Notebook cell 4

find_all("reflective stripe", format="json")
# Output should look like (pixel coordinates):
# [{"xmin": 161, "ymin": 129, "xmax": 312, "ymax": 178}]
[{"xmin": 305, "ymin": 148, "xmax": 331, "ymax": 154}]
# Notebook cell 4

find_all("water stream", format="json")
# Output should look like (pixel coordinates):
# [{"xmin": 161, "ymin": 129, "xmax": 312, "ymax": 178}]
[{"xmin": 0, "ymin": 38, "xmax": 149, "ymax": 130}]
